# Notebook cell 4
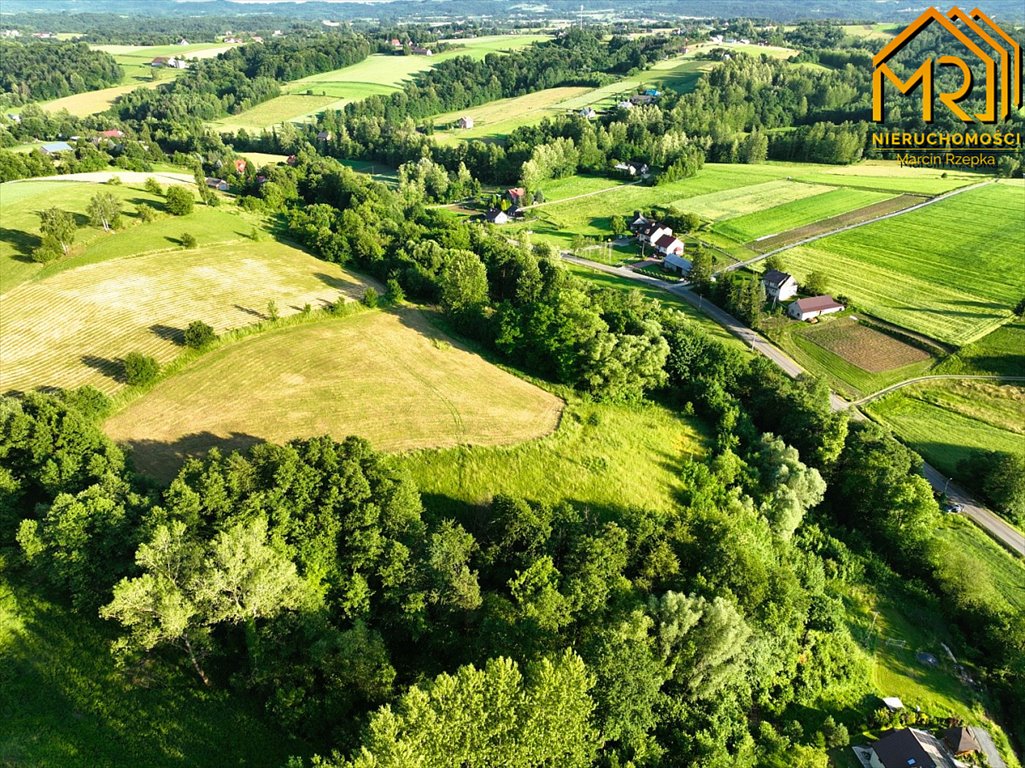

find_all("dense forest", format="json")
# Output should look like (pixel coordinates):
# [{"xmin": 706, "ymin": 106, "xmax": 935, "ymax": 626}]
[{"xmin": 0, "ymin": 41, "xmax": 123, "ymax": 103}]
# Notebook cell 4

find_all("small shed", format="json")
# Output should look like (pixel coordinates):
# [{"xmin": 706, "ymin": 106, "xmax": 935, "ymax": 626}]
[
  {"xmin": 40, "ymin": 141, "xmax": 74, "ymax": 155},
  {"xmin": 485, "ymin": 208, "xmax": 510, "ymax": 225},
  {"xmin": 943, "ymin": 726, "xmax": 981, "ymax": 757},
  {"xmin": 457, "ymin": 116, "xmax": 475, "ymax": 129},
  {"xmin": 663, "ymin": 252, "xmax": 692, "ymax": 274}
]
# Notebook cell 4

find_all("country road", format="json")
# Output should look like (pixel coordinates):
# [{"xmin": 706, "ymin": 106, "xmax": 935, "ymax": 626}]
[
  {"xmin": 716, "ymin": 179, "xmax": 994, "ymax": 274},
  {"xmin": 851, "ymin": 374, "xmax": 1025, "ymax": 406},
  {"xmin": 563, "ymin": 254, "xmax": 1025, "ymax": 556}
]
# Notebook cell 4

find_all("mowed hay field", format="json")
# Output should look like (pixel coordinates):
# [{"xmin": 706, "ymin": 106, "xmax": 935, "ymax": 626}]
[
  {"xmin": 0, "ymin": 240, "xmax": 365, "ymax": 396},
  {"xmin": 783, "ymin": 181, "xmax": 1025, "ymax": 346},
  {"xmin": 867, "ymin": 381, "xmax": 1025, "ymax": 479},
  {"xmin": 105, "ymin": 310, "xmax": 564, "ymax": 479}
]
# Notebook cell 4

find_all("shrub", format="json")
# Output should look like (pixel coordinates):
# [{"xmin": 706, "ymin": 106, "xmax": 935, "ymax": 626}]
[
  {"xmin": 137, "ymin": 204, "xmax": 157, "ymax": 223},
  {"xmin": 106, "ymin": 176, "xmax": 122, "ymax": 186},
  {"xmin": 122, "ymin": 352, "xmax": 159, "ymax": 385},
  {"xmin": 180, "ymin": 232, "xmax": 197, "ymax": 249},
  {"xmin": 63, "ymin": 385, "xmax": 112, "ymax": 420},
  {"xmin": 267, "ymin": 299, "xmax": 279, "ymax": 321},
  {"xmin": 165, "ymin": 186, "xmax": 195, "ymax": 216},
  {"xmin": 143, "ymin": 177, "xmax": 162, "ymax": 196},
  {"xmin": 362, "ymin": 287, "xmax": 379, "ymax": 308},
  {"xmin": 31, "ymin": 244, "xmax": 61, "ymax": 263},
  {"xmin": 183, "ymin": 321, "xmax": 217, "ymax": 349},
  {"xmin": 385, "ymin": 278, "xmax": 405, "ymax": 304}
]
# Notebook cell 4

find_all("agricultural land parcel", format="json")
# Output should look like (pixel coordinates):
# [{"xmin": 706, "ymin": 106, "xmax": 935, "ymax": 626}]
[
  {"xmin": 209, "ymin": 35, "xmax": 548, "ymax": 132},
  {"xmin": 0, "ymin": 198, "xmax": 367, "ymax": 395},
  {"xmin": 105, "ymin": 309, "xmax": 563, "ymax": 479},
  {"xmin": 782, "ymin": 180, "xmax": 1025, "ymax": 346},
  {"xmin": 867, "ymin": 380, "xmax": 1025, "ymax": 480}
]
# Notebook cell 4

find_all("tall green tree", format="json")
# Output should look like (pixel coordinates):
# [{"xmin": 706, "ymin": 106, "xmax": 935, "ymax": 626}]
[
  {"xmin": 87, "ymin": 191, "xmax": 122, "ymax": 231},
  {"xmin": 39, "ymin": 207, "xmax": 76, "ymax": 255}
]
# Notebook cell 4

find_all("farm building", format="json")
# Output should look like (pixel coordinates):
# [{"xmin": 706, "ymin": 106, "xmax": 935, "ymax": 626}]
[
  {"xmin": 616, "ymin": 100, "xmax": 634, "ymax": 110},
  {"xmin": 654, "ymin": 233, "xmax": 685, "ymax": 257},
  {"xmin": 98, "ymin": 129, "xmax": 124, "ymax": 139},
  {"xmin": 614, "ymin": 161, "xmax": 648, "ymax": 177},
  {"xmin": 390, "ymin": 38, "xmax": 402, "ymax": 48},
  {"xmin": 663, "ymin": 252, "xmax": 691, "ymax": 274},
  {"xmin": 40, "ymin": 141, "xmax": 74, "ymax": 155},
  {"xmin": 457, "ymin": 116, "xmax": 475, "ymax": 129},
  {"xmin": 630, "ymin": 93, "xmax": 655, "ymax": 106},
  {"xmin": 943, "ymin": 727, "xmax": 981, "ymax": 758},
  {"xmin": 637, "ymin": 221, "xmax": 673, "ymax": 247},
  {"xmin": 868, "ymin": 728, "xmax": 953, "ymax": 768},
  {"xmin": 579, "ymin": 107, "xmax": 597, "ymax": 119},
  {"xmin": 788, "ymin": 295, "xmax": 844, "ymax": 321},
  {"xmin": 411, "ymin": 46, "xmax": 433, "ymax": 56},
  {"xmin": 506, "ymin": 187, "xmax": 527, "ymax": 206},
  {"xmin": 485, "ymin": 208, "xmax": 510, "ymax": 225},
  {"xmin": 151, "ymin": 56, "xmax": 170, "ymax": 66},
  {"xmin": 317, "ymin": 130, "xmax": 332, "ymax": 142},
  {"xmin": 206, "ymin": 178, "xmax": 229, "ymax": 191},
  {"xmin": 761, "ymin": 269, "xmax": 798, "ymax": 301}
]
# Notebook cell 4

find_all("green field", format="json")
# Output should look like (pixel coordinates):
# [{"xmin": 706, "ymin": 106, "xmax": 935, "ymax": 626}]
[
  {"xmin": 104, "ymin": 309, "xmax": 563, "ymax": 480},
  {"xmin": 672, "ymin": 179, "xmax": 836, "ymax": 221},
  {"xmin": 0, "ymin": 223, "xmax": 365, "ymax": 395},
  {"xmin": 0, "ymin": 179, "xmax": 182, "ymax": 293},
  {"xmin": 0, "ymin": 576, "xmax": 305, "ymax": 768},
  {"xmin": 713, "ymin": 187, "xmax": 895, "ymax": 243},
  {"xmin": 401, "ymin": 394, "xmax": 706, "ymax": 517},
  {"xmin": 783, "ymin": 181, "xmax": 1025, "ymax": 346},
  {"xmin": 429, "ymin": 86, "xmax": 593, "ymax": 145},
  {"xmin": 211, "ymin": 36, "xmax": 547, "ymax": 132},
  {"xmin": 867, "ymin": 381, "xmax": 1025, "ymax": 478},
  {"xmin": 937, "ymin": 321, "xmax": 1025, "ymax": 377}
]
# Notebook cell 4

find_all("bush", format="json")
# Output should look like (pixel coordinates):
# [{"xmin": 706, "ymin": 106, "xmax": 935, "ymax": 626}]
[
  {"xmin": 143, "ymin": 177, "xmax": 162, "ymax": 196},
  {"xmin": 165, "ymin": 186, "xmax": 195, "ymax": 216},
  {"xmin": 122, "ymin": 352, "xmax": 159, "ymax": 386},
  {"xmin": 180, "ymin": 232, "xmax": 197, "ymax": 249},
  {"xmin": 31, "ymin": 244, "xmax": 61, "ymax": 263},
  {"xmin": 385, "ymin": 278, "xmax": 405, "ymax": 304},
  {"xmin": 63, "ymin": 385, "xmax": 112, "ymax": 420},
  {"xmin": 362, "ymin": 287, "xmax": 379, "ymax": 308},
  {"xmin": 106, "ymin": 176, "xmax": 122, "ymax": 186},
  {"xmin": 137, "ymin": 204, "xmax": 157, "ymax": 223},
  {"xmin": 183, "ymin": 320, "xmax": 217, "ymax": 349}
]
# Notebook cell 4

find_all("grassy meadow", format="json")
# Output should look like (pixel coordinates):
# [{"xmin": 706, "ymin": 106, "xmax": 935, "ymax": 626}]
[
  {"xmin": 0, "ymin": 576, "xmax": 306, "ymax": 768},
  {"xmin": 783, "ymin": 181, "xmax": 1025, "ymax": 346},
  {"xmin": 429, "ymin": 87, "xmax": 593, "ymax": 144},
  {"xmin": 937, "ymin": 320, "xmax": 1025, "ymax": 377},
  {"xmin": 211, "ymin": 35, "xmax": 547, "ymax": 132},
  {"xmin": 104, "ymin": 309, "xmax": 563, "ymax": 480},
  {"xmin": 867, "ymin": 381, "xmax": 1025, "ymax": 479},
  {"xmin": 0, "ymin": 228, "xmax": 365, "ymax": 396}
]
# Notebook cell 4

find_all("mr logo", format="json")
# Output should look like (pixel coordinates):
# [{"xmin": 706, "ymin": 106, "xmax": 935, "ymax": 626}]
[{"xmin": 872, "ymin": 7, "xmax": 1023, "ymax": 123}]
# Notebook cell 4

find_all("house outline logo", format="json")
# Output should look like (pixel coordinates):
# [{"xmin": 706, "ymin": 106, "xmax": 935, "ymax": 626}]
[{"xmin": 872, "ymin": 6, "xmax": 1023, "ymax": 124}]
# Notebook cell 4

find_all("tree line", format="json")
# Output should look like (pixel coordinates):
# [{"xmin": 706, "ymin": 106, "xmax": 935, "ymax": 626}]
[{"xmin": 0, "ymin": 40, "xmax": 123, "ymax": 103}]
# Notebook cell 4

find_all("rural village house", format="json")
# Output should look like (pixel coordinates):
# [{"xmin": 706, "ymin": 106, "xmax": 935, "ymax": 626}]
[
  {"xmin": 654, "ymin": 233, "xmax": 685, "ymax": 257},
  {"xmin": 40, "ymin": 141, "xmax": 74, "ymax": 155},
  {"xmin": 637, "ymin": 221, "xmax": 673, "ymax": 248},
  {"xmin": 788, "ymin": 295, "xmax": 844, "ymax": 321},
  {"xmin": 206, "ymin": 178, "xmax": 229, "ymax": 191},
  {"xmin": 761, "ymin": 269, "xmax": 798, "ymax": 301},
  {"xmin": 616, "ymin": 100, "xmax": 634, "ymax": 110},
  {"xmin": 614, "ymin": 161, "xmax": 648, "ymax": 177},
  {"xmin": 457, "ymin": 116, "xmax": 475, "ymax": 129},
  {"xmin": 411, "ymin": 46, "xmax": 433, "ymax": 56},
  {"xmin": 485, "ymin": 208, "xmax": 510, "ymax": 225},
  {"xmin": 579, "ymin": 107, "xmax": 597, "ymax": 119},
  {"xmin": 867, "ymin": 727, "xmax": 959, "ymax": 768},
  {"xmin": 506, "ymin": 187, "xmax": 527, "ymax": 206}
]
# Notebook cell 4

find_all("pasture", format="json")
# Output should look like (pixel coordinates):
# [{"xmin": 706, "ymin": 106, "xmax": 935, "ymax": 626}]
[
  {"xmin": 104, "ymin": 309, "xmax": 564, "ymax": 479},
  {"xmin": 782, "ymin": 181, "xmax": 1025, "ymax": 346},
  {"xmin": 676, "ymin": 179, "xmax": 834, "ymax": 220},
  {"xmin": 429, "ymin": 87, "xmax": 593, "ymax": 144},
  {"xmin": 211, "ymin": 94, "xmax": 339, "ymax": 133},
  {"xmin": 867, "ymin": 381, "xmax": 1025, "ymax": 478},
  {"xmin": 402, "ymin": 394, "xmax": 706, "ymax": 517},
  {"xmin": 40, "ymin": 80, "xmax": 165, "ymax": 117},
  {"xmin": 0, "ymin": 577, "xmax": 305, "ymax": 768},
  {"xmin": 937, "ymin": 320, "xmax": 1025, "ymax": 377},
  {"xmin": 0, "ymin": 237, "xmax": 365, "ymax": 396}
]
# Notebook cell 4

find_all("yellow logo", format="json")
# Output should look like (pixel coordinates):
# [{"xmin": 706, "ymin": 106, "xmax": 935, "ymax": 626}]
[{"xmin": 873, "ymin": 7, "xmax": 1022, "ymax": 123}]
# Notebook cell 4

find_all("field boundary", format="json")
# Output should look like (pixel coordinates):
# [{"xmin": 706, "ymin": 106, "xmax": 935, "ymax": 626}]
[{"xmin": 852, "ymin": 374, "xmax": 1025, "ymax": 406}]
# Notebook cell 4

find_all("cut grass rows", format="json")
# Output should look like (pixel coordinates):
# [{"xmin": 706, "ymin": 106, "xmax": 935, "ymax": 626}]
[
  {"xmin": 0, "ymin": 239, "xmax": 364, "ymax": 396},
  {"xmin": 671, "ymin": 179, "xmax": 836, "ymax": 221}
]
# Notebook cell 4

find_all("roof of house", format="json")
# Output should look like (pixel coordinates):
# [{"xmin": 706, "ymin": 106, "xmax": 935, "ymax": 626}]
[
  {"xmin": 41, "ymin": 141, "xmax": 73, "ymax": 153},
  {"xmin": 655, "ymin": 233, "xmax": 680, "ymax": 249},
  {"xmin": 881, "ymin": 696, "xmax": 905, "ymax": 711},
  {"xmin": 507, "ymin": 187, "xmax": 526, "ymax": 198},
  {"xmin": 665, "ymin": 252, "xmax": 691, "ymax": 270},
  {"xmin": 762, "ymin": 269, "xmax": 794, "ymax": 288},
  {"xmin": 943, "ymin": 727, "xmax": 980, "ymax": 754},
  {"xmin": 872, "ymin": 728, "xmax": 938, "ymax": 768},
  {"xmin": 485, "ymin": 208, "xmax": 508, "ymax": 222},
  {"xmin": 151, "ymin": 56, "xmax": 170, "ymax": 63},
  {"xmin": 99, "ymin": 129, "xmax": 124, "ymax": 138},
  {"xmin": 792, "ymin": 295, "xmax": 843, "ymax": 313},
  {"xmin": 639, "ymin": 221, "xmax": 664, "ymax": 236}
]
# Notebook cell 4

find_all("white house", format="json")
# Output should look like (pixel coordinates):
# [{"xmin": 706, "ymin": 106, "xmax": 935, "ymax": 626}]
[
  {"xmin": 663, "ymin": 252, "xmax": 691, "ymax": 274},
  {"xmin": 485, "ymin": 208, "xmax": 510, "ymax": 225},
  {"xmin": 637, "ymin": 221, "xmax": 672, "ymax": 247},
  {"xmin": 788, "ymin": 295, "xmax": 844, "ymax": 321},
  {"xmin": 579, "ymin": 107, "xmax": 597, "ymax": 119},
  {"xmin": 614, "ymin": 161, "xmax": 649, "ymax": 177},
  {"xmin": 457, "ymin": 116, "xmax": 475, "ymax": 129},
  {"xmin": 761, "ymin": 269, "xmax": 798, "ymax": 301},
  {"xmin": 654, "ymin": 233, "xmax": 685, "ymax": 257}
]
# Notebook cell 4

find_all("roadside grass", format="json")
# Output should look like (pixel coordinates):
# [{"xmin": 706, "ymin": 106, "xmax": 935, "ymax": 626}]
[
  {"xmin": 0, "ymin": 575, "xmax": 306, "ymax": 768},
  {"xmin": 429, "ymin": 87, "xmax": 592, "ymax": 144},
  {"xmin": 401, "ymin": 394, "xmax": 707, "ymax": 517},
  {"xmin": 770, "ymin": 316, "xmax": 935, "ymax": 399},
  {"xmin": 933, "ymin": 515, "xmax": 1025, "ymax": 614},
  {"xmin": 564, "ymin": 262, "xmax": 750, "ymax": 351},
  {"xmin": 712, "ymin": 187, "xmax": 894, "ymax": 243},
  {"xmin": 0, "ymin": 236, "xmax": 365, "ymax": 396},
  {"xmin": 0, "ymin": 180, "xmax": 171, "ymax": 293},
  {"xmin": 936, "ymin": 320, "xmax": 1025, "ymax": 377},
  {"xmin": 104, "ymin": 308, "xmax": 563, "ymax": 482},
  {"xmin": 782, "ymin": 182, "xmax": 1025, "ymax": 346},
  {"xmin": 866, "ymin": 382, "xmax": 1025, "ymax": 478}
]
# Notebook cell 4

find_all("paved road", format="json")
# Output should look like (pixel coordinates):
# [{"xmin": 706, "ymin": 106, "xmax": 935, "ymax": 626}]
[
  {"xmin": 716, "ymin": 180, "xmax": 994, "ymax": 274},
  {"xmin": 564, "ymin": 254, "xmax": 1025, "ymax": 556},
  {"xmin": 851, "ymin": 374, "xmax": 1025, "ymax": 406}
]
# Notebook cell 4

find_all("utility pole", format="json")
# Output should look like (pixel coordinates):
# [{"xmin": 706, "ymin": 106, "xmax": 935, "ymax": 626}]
[{"xmin": 580, "ymin": 5, "xmax": 584, "ymax": 28}]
